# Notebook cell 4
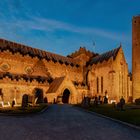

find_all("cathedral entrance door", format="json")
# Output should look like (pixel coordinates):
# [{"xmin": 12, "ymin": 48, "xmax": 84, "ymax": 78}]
[
  {"xmin": 62, "ymin": 89, "xmax": 70, "ymax": 103},
  {"xmin": 34, "ymin": 88, "xmax": 44, "ymax": 104}
]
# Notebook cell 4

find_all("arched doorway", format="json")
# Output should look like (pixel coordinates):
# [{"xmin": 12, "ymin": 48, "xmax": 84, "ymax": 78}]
[
  {"xmin": 22, "ymin": 94, "xmax": 28, "ymax": 107},
  {"xmin": 62, "ymin": 89, "xmax": 70, "ymax": 103},
  {"xmin": 0, "ymin": 89, "xmax": 3, "ymax": 101},
  {"xmin": 34, "ymin": 88, "xmax": 44, "ymax": 104}
]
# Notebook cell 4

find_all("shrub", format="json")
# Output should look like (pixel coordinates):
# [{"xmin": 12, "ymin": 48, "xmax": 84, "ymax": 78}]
[
  {"xmin": 0, "ymin": 103, "xmax": 47, "ymax": 114},
  {"xmin": 135, "ymin": 98, "xmax": 140, "ymax": 105}
]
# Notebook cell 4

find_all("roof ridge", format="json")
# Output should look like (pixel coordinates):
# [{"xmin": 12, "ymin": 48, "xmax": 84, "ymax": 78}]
[
  {"xmin": 87, "ymin": 46, "xmax": 121, "ymax": 65},
  {"xmin": 0, "ymin": 38, "xmax": 80, "ymax": 66},
  {"xmin": 96, "ymin": 46, "xmax": 121, "ymax": 58},
  {"xmin": 46, "ymin": 76, "xmax": 65, "ymax": 93}
]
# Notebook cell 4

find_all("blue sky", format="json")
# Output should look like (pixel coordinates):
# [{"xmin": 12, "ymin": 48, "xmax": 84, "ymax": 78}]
[{"xmin": 0, "ymin": 0, "xmax": 140, "ymax": 71}]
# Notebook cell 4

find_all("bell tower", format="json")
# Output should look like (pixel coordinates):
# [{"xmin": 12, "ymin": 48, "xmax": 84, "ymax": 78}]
[{"xmin": 132, "ymin": 15, "xmax": 140, "ymax": 100}]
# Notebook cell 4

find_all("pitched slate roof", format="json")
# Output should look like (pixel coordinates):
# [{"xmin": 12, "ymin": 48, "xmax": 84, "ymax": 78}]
[
  {"xmin": 0, "ymin": 38, "xmax": 80, "ymax": 67},
  {"xmin": 46, "ymin": 77, "xmax": 65, "ymax": 93},
  {"xmin": 87, "ymin": 47, "xmax": 121, "ymax": 66}
]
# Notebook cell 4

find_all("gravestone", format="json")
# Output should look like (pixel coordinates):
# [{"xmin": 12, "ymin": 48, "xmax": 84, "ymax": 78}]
[
  {"xmin": 22, "ymin": 94, "xmax": 28, "ymax": 108},
  {"xmin": 103, "ymin": 96, "xmax": 108, "ymax": 104},
  {"xmin": 44, "ymin": 97, "xmax": 48, "ymax": 103},
  {"xmin": 82, "ymin": 97, "xmax": 91, "ymax": 107}
]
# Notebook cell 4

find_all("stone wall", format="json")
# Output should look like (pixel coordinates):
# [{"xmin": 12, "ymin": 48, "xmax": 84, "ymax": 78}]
[
  {"xmin": 0, "ymin": 49, "xmax": 84, "ymax": 104},
  {"xmin": 42, "ymin": 59, "xmax": 83, "ymax": 82},
  {"xmin": 0, "ymin": 77, "xmax": 49, "ymax": 104},
  {"xmin": 88, "ymin": 47, "xmax": 131, "ymax": 103},
  {"xmin": 88, "ymin": 59, "xmax": 115, "ymax": 102},
  {"xmin": 0, "ymin": 50, "xmax": 83, "ymax": 82},
  {"xmin": 132, "ymin": 16, "xmax": 140, "ymax": 100},
  {"xmin": 112, "ymin": 47, "xmax": 130, "ymax": 102}
]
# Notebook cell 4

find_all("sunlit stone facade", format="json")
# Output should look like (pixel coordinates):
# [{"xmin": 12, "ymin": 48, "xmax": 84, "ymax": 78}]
[
  {"xmin": 0, "ymin": 38, "xmax": 132, "ymax": 106},
  {"xmin": 87, "ymin": 47, "xmax": 132, "ymax": 103},
  {"xmin": 132, "ymin": 15, "xmax": 140, "ymax": 101}
]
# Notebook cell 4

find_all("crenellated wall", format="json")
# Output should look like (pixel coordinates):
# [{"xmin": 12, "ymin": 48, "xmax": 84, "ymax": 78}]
[
  {"xmin": 0, "ymin": 50, "xmax": 83, "ymax": 82},
  {"xmin": 0, "ymin": 77, "xmax": 49, "ymax": 104},
  {"xmin": 0, "ymin": 50, "xmax": 39, "ymax": 75}
]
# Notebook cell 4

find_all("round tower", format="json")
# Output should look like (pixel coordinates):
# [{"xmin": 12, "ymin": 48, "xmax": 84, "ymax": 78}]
[{"xmin": 132, "ymin": 16, "xmax": 140, "ymax": 100}]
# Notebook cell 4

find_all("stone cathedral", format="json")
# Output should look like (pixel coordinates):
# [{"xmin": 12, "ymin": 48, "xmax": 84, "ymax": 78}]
[
  {"xmin": 0, "ymin": 38, "xmax": 132, "ymax": 105},
  {"xmin": 2, "ymin": 15, "xmax": 140, "ymax": 105}
]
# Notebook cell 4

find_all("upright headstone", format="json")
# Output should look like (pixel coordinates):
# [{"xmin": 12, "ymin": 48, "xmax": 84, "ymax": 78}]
[
  {"xmin": 44, "ymin": 97, "xmax": 48, "ymax": 103},
  {"xmin": 22, "ymin": 94, "xmax": 28, "ymax": 108}
]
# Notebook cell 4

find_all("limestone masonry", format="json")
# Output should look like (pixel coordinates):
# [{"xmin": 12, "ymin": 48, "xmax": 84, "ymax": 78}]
[{"xmin": 132, "ymin": 15, "xmax": 140, "ymax": 100}]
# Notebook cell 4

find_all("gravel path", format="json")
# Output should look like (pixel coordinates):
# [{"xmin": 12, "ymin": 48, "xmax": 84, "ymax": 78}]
[{"xmin": 0, "ymin": 104, "xmax": 140, "ymax": 140}]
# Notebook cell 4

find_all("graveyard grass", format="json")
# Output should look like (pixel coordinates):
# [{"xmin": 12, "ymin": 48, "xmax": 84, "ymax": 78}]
[
  {"xmin": 76, "ymin": 104, "xmax": 140, "ymax": 126},
  {"xmin": 0, "ymin": 103, "xmax": 47, "ymax": 115}
]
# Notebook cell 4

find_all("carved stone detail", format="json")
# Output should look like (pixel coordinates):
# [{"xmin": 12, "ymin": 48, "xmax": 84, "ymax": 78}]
[
  {"xmin": 0, "ymin": 62, "xmax": 11, "ymax": 71},
  {"xmin": 24, "ymin": 66, "xmax": 34, "ymax": 74}
]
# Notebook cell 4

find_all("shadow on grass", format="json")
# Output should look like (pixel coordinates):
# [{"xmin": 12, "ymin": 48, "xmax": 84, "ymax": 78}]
[
  {"xmin": 75, "ymin": 104, "xmax": 140, "ymax": 126},
  {"xmin": 0, "ymin": 103, "xmax": 47, "ymax": 115}
]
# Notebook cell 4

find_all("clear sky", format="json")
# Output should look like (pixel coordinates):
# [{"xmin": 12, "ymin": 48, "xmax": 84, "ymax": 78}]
[{"xmin": 0, "ymin": 0, "xmax": 140, "ymax": 71}]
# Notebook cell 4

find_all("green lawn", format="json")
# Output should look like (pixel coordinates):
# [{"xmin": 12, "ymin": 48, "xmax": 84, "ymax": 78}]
[
  {"xmin": 0, "ymin": 103, "xmax": 47, "ymax": 115},
  {"xmin": 76, "ymin": 104, "xmax": 140, "ymax": 126}
]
